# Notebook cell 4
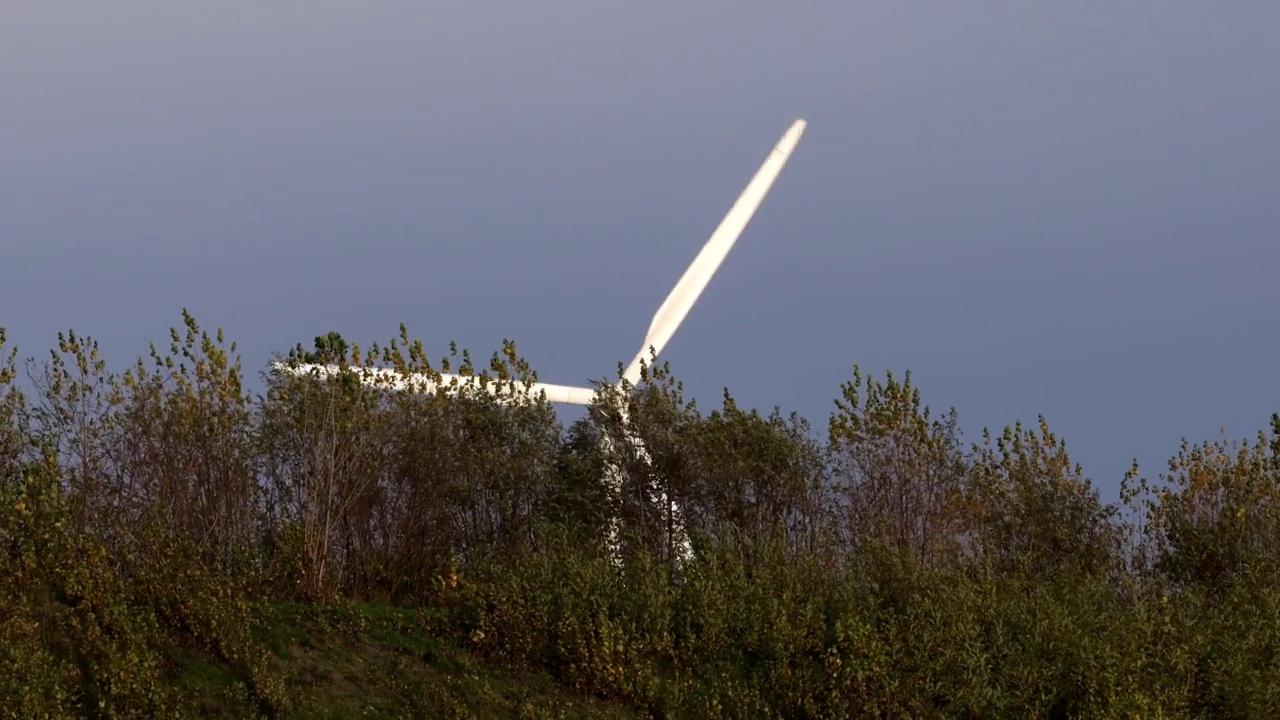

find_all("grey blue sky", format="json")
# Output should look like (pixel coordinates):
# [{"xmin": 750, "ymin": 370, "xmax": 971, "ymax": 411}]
[{"xmin": 3, "ymin": 2, "xmax": 1277, "ymax": 499}]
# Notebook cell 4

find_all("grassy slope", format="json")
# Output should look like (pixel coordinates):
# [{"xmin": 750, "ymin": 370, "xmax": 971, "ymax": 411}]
[{"xmin": 170, "ymin": 602, "xmax": 637, "ymax": 720}]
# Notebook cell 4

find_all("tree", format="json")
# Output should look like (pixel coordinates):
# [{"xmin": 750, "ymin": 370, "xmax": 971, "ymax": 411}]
[
  {"xmin": 827, "ymin": 366, "xmax": 969, "ymax": 566},
  {"xmin": 966, "ymin": 417, "xmax": 1122, "ymax": 580}
]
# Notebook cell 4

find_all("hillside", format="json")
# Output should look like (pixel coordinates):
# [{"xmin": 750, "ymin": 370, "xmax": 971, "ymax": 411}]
[{"xmin": 173, "ymin": 601, "xmax": 635, "ymax": 718}]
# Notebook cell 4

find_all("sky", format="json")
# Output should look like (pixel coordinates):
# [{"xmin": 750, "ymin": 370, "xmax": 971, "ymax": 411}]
[{"xmin": 2, "ymin": 2, "xmax": 1277, "ymax": 501}]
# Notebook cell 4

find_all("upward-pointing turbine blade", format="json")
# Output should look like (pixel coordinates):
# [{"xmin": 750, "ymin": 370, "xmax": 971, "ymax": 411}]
[{"xmin": 621, "ymin": 118, "xmax": 807, "ymax": 388}]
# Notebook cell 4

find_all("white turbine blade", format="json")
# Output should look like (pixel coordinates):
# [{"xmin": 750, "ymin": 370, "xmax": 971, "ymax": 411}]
[
  {"xmin": 272, "ymin": 362, "xmax": 597, "ymax": 405},
  {"xmin": 621, "ymin": 118, "xmax": 806, "ymax": 387}
]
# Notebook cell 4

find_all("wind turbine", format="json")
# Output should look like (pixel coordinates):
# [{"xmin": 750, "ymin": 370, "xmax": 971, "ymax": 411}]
[{"xmin": 274, "ymin": 118, "xmax": 807, "ymax": 564}]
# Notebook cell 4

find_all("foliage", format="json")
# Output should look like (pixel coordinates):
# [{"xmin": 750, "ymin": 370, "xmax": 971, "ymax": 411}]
[{"xmin": 2, "ymin": 313, "xmax": 1280, "ymax": 716}]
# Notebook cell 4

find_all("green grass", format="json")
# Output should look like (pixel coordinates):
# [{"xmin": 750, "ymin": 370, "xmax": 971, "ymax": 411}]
[{"xmin": 166, "ymin": 600, "xmax": 639, "ymax": 719}]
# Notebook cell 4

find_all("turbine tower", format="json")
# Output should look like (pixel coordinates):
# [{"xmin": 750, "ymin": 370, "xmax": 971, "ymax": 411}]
[{"xmin": 274, "ymin": 118, "xmax": 807, "ymax": 564}]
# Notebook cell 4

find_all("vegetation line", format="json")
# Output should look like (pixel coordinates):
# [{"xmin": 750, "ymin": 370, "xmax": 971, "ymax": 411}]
[{"xmin": 2, "ymin": 313, "xmax": 1279, "ymax": 717}]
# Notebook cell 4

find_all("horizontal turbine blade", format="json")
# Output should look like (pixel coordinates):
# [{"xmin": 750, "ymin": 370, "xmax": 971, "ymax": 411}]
[
  {"xmin": 621, "ymin": 118, "xmax": 807, "ymax": 387},
  {"xmin": 272, "ymin": 362, "xmax": 597, "ymax": 405}
]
